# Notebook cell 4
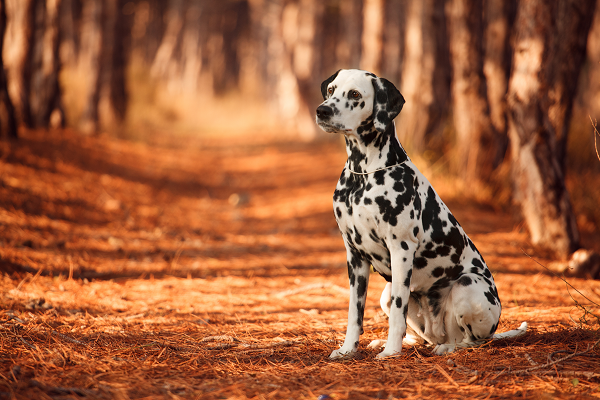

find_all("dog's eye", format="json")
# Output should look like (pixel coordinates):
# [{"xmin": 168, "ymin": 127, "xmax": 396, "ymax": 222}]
[
  {"xmin": 327, "ymin": 87, "xmax": 334, "ymax": 96},
  {"xmin": 349, "ymin": 90, "xmax": 361, "ymax": 99}
]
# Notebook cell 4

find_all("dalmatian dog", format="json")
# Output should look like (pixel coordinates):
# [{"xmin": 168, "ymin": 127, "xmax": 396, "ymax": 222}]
[{"xmin": 315, "ymin": 69, "xmax": 527, "ymax": 359}]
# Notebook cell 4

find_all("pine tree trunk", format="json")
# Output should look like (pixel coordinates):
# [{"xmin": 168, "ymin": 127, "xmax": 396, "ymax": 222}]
[
  {"xmin": 380, "ymin": 0, "xmax": 405, "ymax": 85},
  {"xmin": 0, "ymin": 0, "xmax": 17, "ymax": 140},
  {"xmin": 506, "ymin": 0, "xmax": 590, "ymax": 259},
  {"xmin": 29, "ymin": 0, "xmax": 64, "ymax": 128},
  {"xmin": 101, "ymin": 0, "xmax": 130, "ymax": 125},
  {"xmin": 396, "ymin": 0, "xmax": 449, "ymax": 153},
  {"xmin": 446, "ymin": 0, "xmax": 497, "ymax": 181},
  {"xmin": 548, "ymin": 1, "xmax": 596, "ymax": 170},
  {"xmin": 587, "ymin": 0, "xmax": 600, "ymax": 123},
  {"xmin": 4, "ymin": 0, "xmax": 35, "ymax": 127},
  {"xmin": 360, "ymin": 0, "xmax": 383, "ymax": 74},
  {"xmin": 482, "ymin": 0, "xmax": 514, "ymax": 162},
  {"xmin": 78, "ymin": 0, "xmax": 102, "ymax": 133},
  {"xmin": 336, "ymin": 0, "xmax": 362, "ymax": 69}
]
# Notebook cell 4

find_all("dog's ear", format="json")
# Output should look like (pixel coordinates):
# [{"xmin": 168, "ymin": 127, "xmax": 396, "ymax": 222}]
[
  {"xmin": 372, "ymin": 77, "xmax": 405, "ymax": 133},
  {"xmin": 320, "ymin": 69, "xmax": 341, "ymax": 100}
]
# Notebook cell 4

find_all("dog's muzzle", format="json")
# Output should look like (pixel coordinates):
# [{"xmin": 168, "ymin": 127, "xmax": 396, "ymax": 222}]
[{"xmin": 316, "ymin": 105, "xmax": 333, "ymax": 121}]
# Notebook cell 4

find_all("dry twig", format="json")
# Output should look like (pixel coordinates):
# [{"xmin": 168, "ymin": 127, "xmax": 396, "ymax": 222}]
[{"xmin": 508, "ymin": 337, "xmax": 600, "ymax": 376}]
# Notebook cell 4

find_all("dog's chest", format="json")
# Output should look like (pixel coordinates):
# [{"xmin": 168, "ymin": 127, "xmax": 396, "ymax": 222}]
[{"xmin": 332, "ymin": 165, "xmax": 419, "ymax": 275}]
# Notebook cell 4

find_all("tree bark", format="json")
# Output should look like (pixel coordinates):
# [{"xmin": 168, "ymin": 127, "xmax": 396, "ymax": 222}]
[
  {"xmin": 101, "ymin": 0, "xmax": 130, "ymax": 125},
  {"xmin": 78, "ymin": 0, "xmax": 102, "ymax": 133},
  {"xmin": 446, "ymin": 0, "xmax": 498, "ymax": 181},
  {"xmin": 506, "ymin": 0, "xmax": 591, "ymax": 259},
  {"xmin": 547, "ymin": 1, "xmax": 596, "ymax": 170},
  {"xmin": 29, "ymin": 0, "xmax": 64, "ymax": 128},
  {"xmin": 0, "ymin": 0, "xmax": 17, "ymax": 140},
  {"xmin": 4, "ymin": 0, "xmax": 35, "ymax": 127},
  {"xmin": 396, "ymin": 0, "xmax": 449, "ymax": 153},
  {"xmin": 360, "ymin": 0, "xmax": 383, "ymax": 74},
  {"xmin": 587, "ymin": 0, "xmax": 600, "ymax": 124},
  {"xmin": 482, "ymin": 0, "xmax": 514, "ymax": 161},
  {"xmin": 380, "ymin": 0, "xmax": 405, "ymax": 85},
  {"xmin": 336, "ymin": 0, "xmax": 362, "ymax": 69}
]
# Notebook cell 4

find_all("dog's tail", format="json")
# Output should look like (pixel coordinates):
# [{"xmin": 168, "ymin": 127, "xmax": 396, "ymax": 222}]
[{"xmin": 492, "ymin": 321, "xmax": 528, "ymax": 340}]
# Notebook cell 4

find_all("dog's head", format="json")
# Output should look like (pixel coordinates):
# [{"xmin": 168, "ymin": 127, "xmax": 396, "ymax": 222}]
[{"xmin": 315, "ymin": 69, "xmax": 405, "ymax": 137}]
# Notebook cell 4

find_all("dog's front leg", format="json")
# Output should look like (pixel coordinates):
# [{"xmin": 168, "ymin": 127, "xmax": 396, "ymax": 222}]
[
  {"xmin": 330, "ymin": 250, "xmax": 370, "ymax": 360},
  {"xmin": 376, "ymin": 241, "xmax": 415, "ymax": 359}
]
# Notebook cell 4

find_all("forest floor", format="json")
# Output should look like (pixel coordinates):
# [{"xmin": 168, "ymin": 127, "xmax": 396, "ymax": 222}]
[{"xmin": 1, "ymin": 128, "xmax": 600, "ymax": 399}]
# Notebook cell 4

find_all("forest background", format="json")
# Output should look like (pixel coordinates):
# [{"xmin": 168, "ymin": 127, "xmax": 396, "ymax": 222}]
[
  {"xmin": 2, "ymin": 1, "xmax": 600, "ymax": 399},
  {"xmin": 2, "ymin": 0, "xmax": 600, "ymax": 263}
]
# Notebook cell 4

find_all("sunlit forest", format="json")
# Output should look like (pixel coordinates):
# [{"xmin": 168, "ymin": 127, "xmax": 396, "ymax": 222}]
[{"xmin": 1, "ymin": 0, "xmax": 600, "ymax": 398}]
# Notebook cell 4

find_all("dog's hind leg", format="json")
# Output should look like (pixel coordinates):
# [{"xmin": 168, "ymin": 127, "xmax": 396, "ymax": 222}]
[{"xmin": 433, "ymin": 274, "xmax": 501, "ymax": 355}]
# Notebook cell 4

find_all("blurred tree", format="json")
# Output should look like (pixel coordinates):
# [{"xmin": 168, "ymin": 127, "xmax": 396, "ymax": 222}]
[
  {"xmin": 446, "ymin": 0, "xmax": 498, "ymax": 181},
  {"xmin": 396, "ymin": 0, "xmax": 450, "ymax": 153},
  {"xmin": 78, "ymin": 0, "xmax": 102, "ymax": 133},
  {"xmin": 4, "ymin": 0, "xmax": 63, "ymax": 129},
  {"xmin": 482, "ymin": 0, "xmax": 515, "ymax": 161},
  {"xmin": 79, "ymin": 0, "xmax": 130, "ymax": 134},
  {"xmin": 30, "ymin": 0, "xmax": 64, "ymax": 128},
  {"xmin": 506, "ymin": 0, "xmax": 595, "ymax": 259},
  {"xmin": 0, "ymin": 0, "xmax": 17, "ymax": 140},
  {"xmin": 587, "ymin": 1, "xmax": 600, "ymax": 124},
  {"xmin": 4, "ymin": 0, "xmax": 34, "ymax": 127},
  {"xmin": 335, "ymin": 0, "xmax": 362, "ymax": 69}
]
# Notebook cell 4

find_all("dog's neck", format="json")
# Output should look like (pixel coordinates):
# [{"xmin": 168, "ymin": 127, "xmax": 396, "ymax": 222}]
[{"xmin": 344, "ymin": 121, "xmax": 409, "ymax": 174}]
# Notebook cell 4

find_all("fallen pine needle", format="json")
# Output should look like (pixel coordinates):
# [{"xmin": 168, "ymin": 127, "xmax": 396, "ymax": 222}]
[{"xmin": 434, "ymin": 364, "xmax": 460, "ymax": 388}]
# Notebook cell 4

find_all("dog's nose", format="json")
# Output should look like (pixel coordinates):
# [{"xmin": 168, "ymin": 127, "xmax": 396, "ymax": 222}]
[{"xmin": 316, "ymin": 105, "xmax": 333, "ymax": 119}]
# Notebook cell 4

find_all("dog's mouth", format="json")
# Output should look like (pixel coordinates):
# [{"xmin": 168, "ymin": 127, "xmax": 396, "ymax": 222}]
[{"xmin": 316, "ymin": 118, "xmax": 349, "ymax": 133}]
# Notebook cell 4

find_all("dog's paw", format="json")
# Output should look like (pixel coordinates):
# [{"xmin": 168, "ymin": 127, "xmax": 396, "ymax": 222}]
[
  {"xmin": 375, "ymin": 349, "xmax": 402, "ymax": 360},
  {"xmin": 329, "ymin": 348, "xmax": 357, "ymax": 360},
  {"xmin": 367, "ymin": 339, "xmax": 387, "ymax": 349},
  {"xmin": 433, "ymin": 343, "xmax": 456, "ymax": 355}
]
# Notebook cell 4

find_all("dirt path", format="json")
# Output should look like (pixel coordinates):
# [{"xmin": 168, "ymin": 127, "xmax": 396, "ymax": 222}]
[{"xmin": 1, "ymin": 129, "xmax": 599, "ymax": 399}]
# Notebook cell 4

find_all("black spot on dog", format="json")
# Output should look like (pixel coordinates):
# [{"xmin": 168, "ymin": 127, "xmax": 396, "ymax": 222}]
[
  {"xmin": 436, "ymin": 246, "xmax": 451, "ymax": 256},
  {"xmin": 414, "ymin": 257, "xmax": 428, "ymax": 269},
  {"xmin": 472, "ymin": 258, "xmax": 484, "ymax": 270},
  {"xmin": 484, "ymin": 290, "xmax": 497, "ymax": 306},
  {"xmin": 395, "ymin": 296, "xmax": 403, "ymax": 309},
  {"xmin": 421, "ymin": 249, "xmax": 437, "ymax": 259},
  {"xmin": 489, "ymin": 323, "xmax": 498, "ymax": 336},
  {"xmin": 364, "ymin": 197, "xmax": 372, "ymax": 205},
  {"xmin": 413, "ymin": 226, "xmax": 419, "ymax": 237},
  {"xmin": 336, "ymin": 207, "xmax": 342, "ymax": 218},
  {"xmin": 401, "ymin": 241, "xmax": 409, "ymax": 250},
  {"xmin": 374, "ymin": 196, "xmax": 398, "ymax": 226},
  {"xmin": 445, "ymin": 265, "xmax": 464, "ymax": 280},
  {"xmin": 347, "ymin": 260, "xmax": 356, "ymax": 287},
  {"xmin": 354, "ymin": 229, "xmax": 363, "ymax": 245},
  {"xmin": 360, "ymin": 101, "xmax": 365, "ymax": 109},
  {"xmin": 457, "ymin": 275, "xmax": 472, "ymax": 286},
  {"xmin": 427, "ymin": 277, "xmax": 451, "ymax": 316},
  {"xmin": 432, "ymin": 267, "xmax": 444, "ymax": 278},
  {"xmin": 357, "ymin": 275, "xmax": 367, "ymax": 298},
  {"xmin": 404, "ymin": 270, "xmax": 412, "ymax": 287}
]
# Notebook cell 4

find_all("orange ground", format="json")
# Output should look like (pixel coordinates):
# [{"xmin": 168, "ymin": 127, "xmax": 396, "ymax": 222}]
[{"xmin": 0, "ymin": 129, "xmax": 599, "ymax": 399}]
